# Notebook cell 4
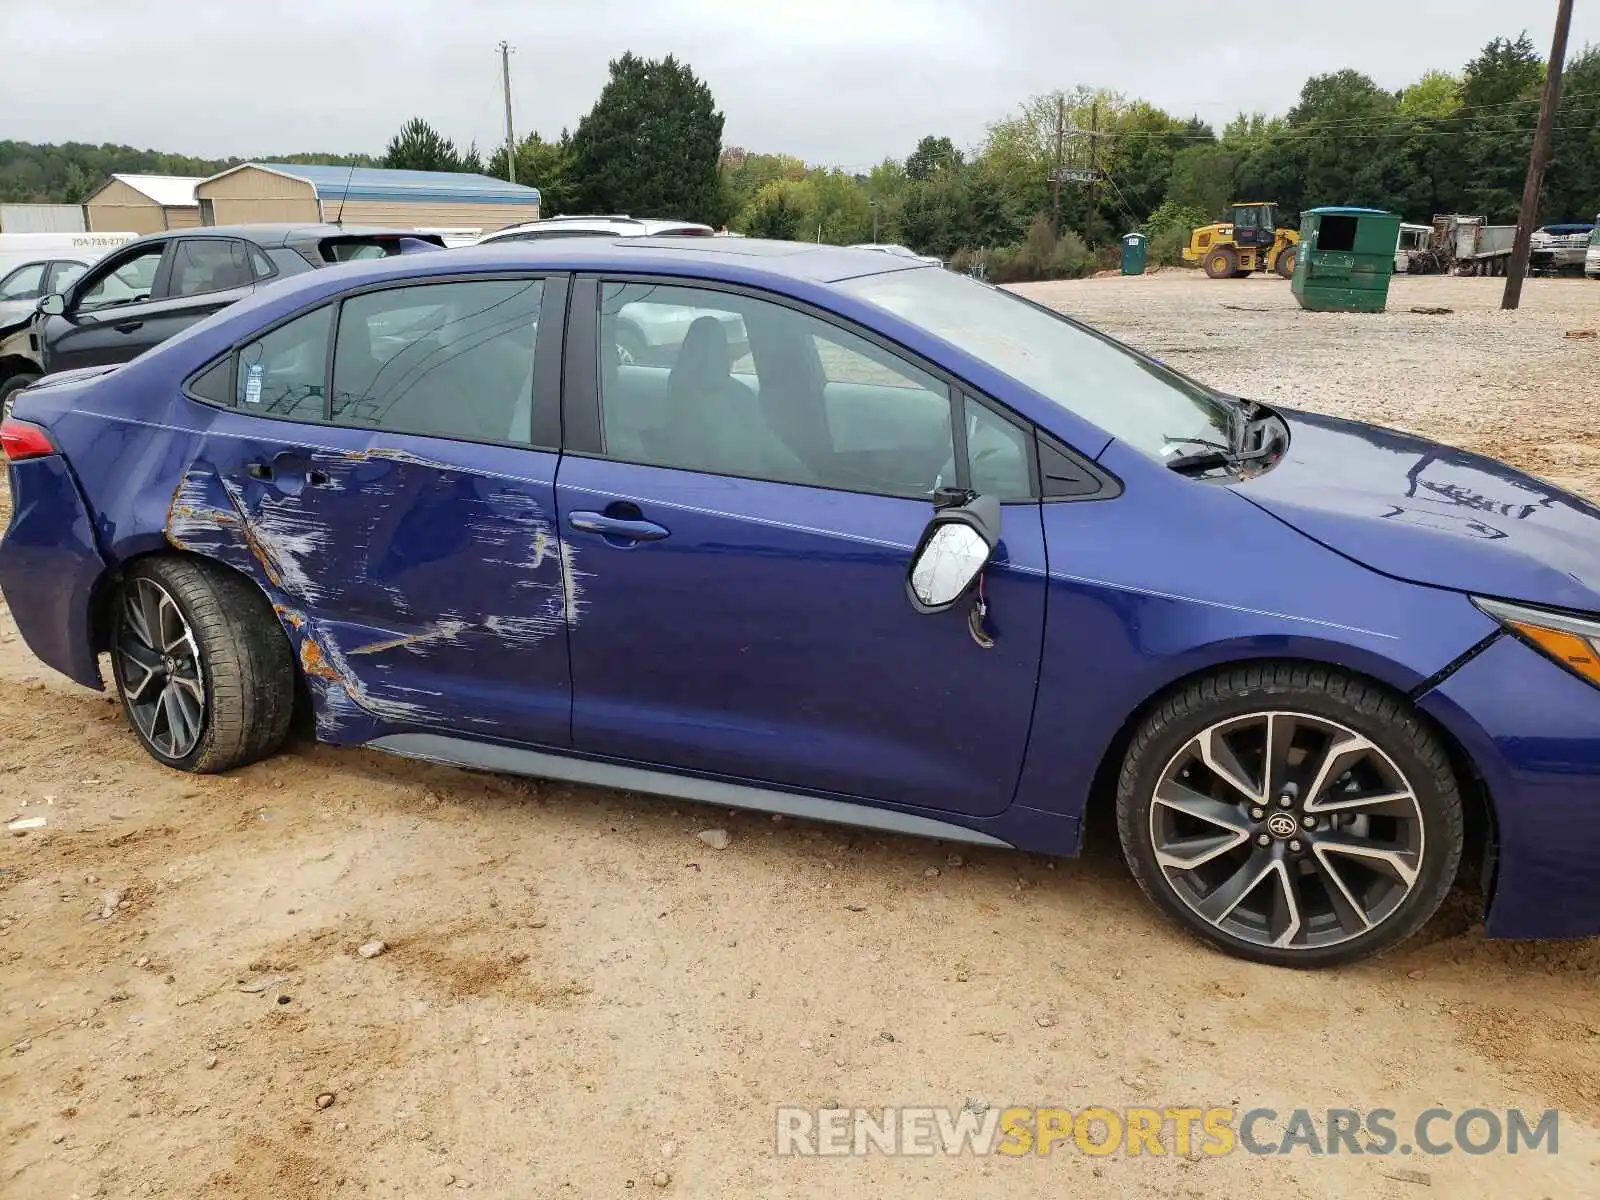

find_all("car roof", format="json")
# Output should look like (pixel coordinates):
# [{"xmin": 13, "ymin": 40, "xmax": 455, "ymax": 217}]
[
  {"xmin": 117, "ymin": 224, "xmax": 441, "ymax": 251},
  {"xmin": 224, "ymin": 238, "xmax": 928, "ymax": 309},
  {"xmin": 483, "ymin": 218, "xmax": 713, "ymax": 241}
]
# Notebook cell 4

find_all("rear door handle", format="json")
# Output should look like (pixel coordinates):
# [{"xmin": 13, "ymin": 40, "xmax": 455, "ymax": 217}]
[
  {"xmin": 113, "ymin": 320, "xmax": 143, "ymax": 333},
  {"xmin": 568, "ymin": 511, "xmax": 670, "ymax": 542}
]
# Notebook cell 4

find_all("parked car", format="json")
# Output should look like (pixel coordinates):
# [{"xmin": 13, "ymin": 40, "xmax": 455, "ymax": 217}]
[
  {"xmin": 30, "ymin": 225, "xmax": 445, "ymax": 384},
  {"xmin": 0, "ymin": 258, "xmax": 89, "ymax": 328},
  {"xmin": 476, "ymin": 215, "xmax": 715, "ymax": 245},
  {"xmin": 0, "ymin": 234, "xmax": 137, "ymax": 413},
  {"xmin": 1529, "ymin": 222, "xmax": 1594, "ymax": 274},
  {"xmin": 5, "ymin": 238, "xmax": 1600, "ymax": 968},
  {"xmin": 850, "ymin": 243, "xmax": 945, "ymax": 267},
  {"xmin": 0, "ymin": 231, "xmax": 135, "ymax": 282},
  {"xmin": 477, "ymin": 216, "xmax": 736, "ymax": 363}
]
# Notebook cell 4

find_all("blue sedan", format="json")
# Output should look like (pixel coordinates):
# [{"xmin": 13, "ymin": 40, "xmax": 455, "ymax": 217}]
[{"xmin": 2, "ymin": 238, "xmax": 1597, "ymax": 967}]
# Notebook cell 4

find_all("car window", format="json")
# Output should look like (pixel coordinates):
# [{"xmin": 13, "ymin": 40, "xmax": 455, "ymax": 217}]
[
  {"xmin": 236, "ymin": 305, "xmax": 332, "ymax": 420},
  {"xmin": 250, "ymin": 246, "xmax": 276, "ymax": 280},
  {"xmin": 75, "ymin": 245, "xmax": 166, "ymax": 312},
  {"xmin": 330, "ymin": 279, "xmax": 542, "ymax": 443},
  {"xmin": 48, "ymin": 262, "xmax": 87, "ymax": 294},
  {"xmin": 598, "ymin": 281, "xmax": 955, "ymax": 499},
  {"xmin": 964, "ymin": 397, "xmax": 1033, "ymax": 500},
  {"xmin": 318, "ymin": 237, "xmax": 440, "ymax": 263},
  {"xmin": 0, "ymin": 263, "xmax": 47, "ymax": 302},
  {"xmin": 168, "ymin": 239, "xmax": 253, "ymax": 298},
  {"xmin": 840, "ymin": 266, "xmax": 1234, "ymax": 462}
]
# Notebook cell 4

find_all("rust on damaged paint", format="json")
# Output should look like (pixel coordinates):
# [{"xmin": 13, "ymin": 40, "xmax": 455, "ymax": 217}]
[{"xmin": 298, "ymin": 637, "xmax": 343, "ymax": 683}]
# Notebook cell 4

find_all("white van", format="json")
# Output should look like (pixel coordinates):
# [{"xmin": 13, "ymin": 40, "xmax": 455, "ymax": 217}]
[{"xmin": 0, "ymin": 231, "xmax": 137, "ymax": 281}]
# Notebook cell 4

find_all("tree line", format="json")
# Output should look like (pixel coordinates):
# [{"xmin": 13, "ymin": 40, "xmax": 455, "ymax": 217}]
[{"xmin": 4, "ymin": 33, "xmax": 1598, "ymax": 283}]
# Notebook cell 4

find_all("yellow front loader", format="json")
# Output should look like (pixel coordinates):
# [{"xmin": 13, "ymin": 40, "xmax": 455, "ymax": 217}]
[{"xmin": 1183, "ymin": 202, "xmax": 1300, "ymax": 279}]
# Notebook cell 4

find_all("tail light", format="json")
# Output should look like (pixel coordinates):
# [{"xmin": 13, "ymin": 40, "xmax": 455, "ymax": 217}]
[{"xmin": 0, "ymin": 418, "xmax": 58, "ymax": 461}]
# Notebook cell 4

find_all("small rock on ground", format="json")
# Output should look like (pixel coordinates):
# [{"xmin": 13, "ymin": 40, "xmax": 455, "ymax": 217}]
[{"xmin": 696, "ymin": 829, "xmax": 731, "ymax": 850}]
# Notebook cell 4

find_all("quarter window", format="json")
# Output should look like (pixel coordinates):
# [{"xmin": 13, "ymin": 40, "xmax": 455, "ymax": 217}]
[
  {"xmin": 236, "ymin": 306, "xmax": 331, "ymax": 420},
  {"xmin": 598, "ymin": 282, "xmax": 956, "ymax": 498},
  {"xmin": 330, "ymin": 279, "xmax": 542, "ymax": 443},
  {"xmin": 964, "ymin": 398, "xmax": 1033, "ymax": 501},
  {"xmin": 168, "ymin": 239, "xmax": 253, "ymax": 298}
]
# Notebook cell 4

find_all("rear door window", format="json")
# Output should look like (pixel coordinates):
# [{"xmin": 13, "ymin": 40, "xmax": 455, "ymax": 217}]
[
  {"xmin": 330, "ymin": 279, "xmax": 542, "ymax": 443},
  {"xmin": 168, "ymin": 239, "xmax": 254, "ymax": 298}
]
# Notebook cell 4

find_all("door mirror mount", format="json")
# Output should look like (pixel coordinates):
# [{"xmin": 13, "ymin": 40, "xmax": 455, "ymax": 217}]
[
  {"xmin": 37, "ymin": 293, "xmax": 65, "ymax": 316},
  {"xmin": 906, "ymin": 493, "xmax": 1001, "ymax": 615}
]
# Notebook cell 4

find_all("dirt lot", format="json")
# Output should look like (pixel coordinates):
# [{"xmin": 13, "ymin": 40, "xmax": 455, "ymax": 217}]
[{"xmin": 3, "ymin": 272, "xmax": 1599, "ymax": 1199}]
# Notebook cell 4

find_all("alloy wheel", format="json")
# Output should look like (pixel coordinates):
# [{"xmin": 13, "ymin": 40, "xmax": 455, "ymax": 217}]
[
  {"xmin": 1148, "ymin": 711, "xmax": 1425, "ymax": 952},
  {"xmin": 116, "ymin": 577, "xmax": 207, "ymax": 760}
]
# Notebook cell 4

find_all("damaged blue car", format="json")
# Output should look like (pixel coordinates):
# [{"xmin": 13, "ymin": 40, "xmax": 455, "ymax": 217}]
[{"xmin": 4, "ymin": 237, "xmax": 1600, "ymax": 967}]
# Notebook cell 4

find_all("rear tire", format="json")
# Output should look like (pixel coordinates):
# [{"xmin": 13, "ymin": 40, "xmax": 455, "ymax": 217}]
[
  {"xmin": 1275, "ymin": 246, "xmax": 1297, "ymax": 279},
  {"xmin": 0, "ymin": 371, "xmax": 40, "ymax": 420},
  {"xmin": 110, "ymin": 556, "xmax": 295, "ymax": 773},
  {"xmin": 1204, "ymin": 248, "xmax": 1238, "ymax": 279},
  {"xmin": 1115, "ymin": 663, "xmax": 1463, "ymax": 968}
]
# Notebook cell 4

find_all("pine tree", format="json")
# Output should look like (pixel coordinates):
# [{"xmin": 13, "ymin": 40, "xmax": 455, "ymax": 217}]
[
  {"xmin": 567, "ymin": 54, "xmax": 724, "ymax": 222},
  {"xmin": 382, "ymin": 118, "xmax": 461, "ymax": 172}
]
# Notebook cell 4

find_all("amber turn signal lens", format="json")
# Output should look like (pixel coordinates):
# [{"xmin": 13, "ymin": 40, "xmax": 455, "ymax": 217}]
[{"xmin": 1503, "ymin": 619, "xmax": 1600, "ymax": 688}]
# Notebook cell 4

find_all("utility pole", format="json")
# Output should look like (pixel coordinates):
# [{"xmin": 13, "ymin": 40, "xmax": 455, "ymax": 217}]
[
  {"xmin": 1088, "ymin": 100, "xmax": 1101, "ymax": 239},
  {"xmin": 497, "ymin": 40, "xmax": 517, "ymax": 185},
  {"xmin": 1503, "ymin": 0, "xmax": 1574, "ymax": 310},
  {"xmin": 1050, "ymin": 94, "xmax": 1066, "ymax": 234},
  {"xmin": 870, "ymin": 200, "xmax": 879, "ymax": 242}
]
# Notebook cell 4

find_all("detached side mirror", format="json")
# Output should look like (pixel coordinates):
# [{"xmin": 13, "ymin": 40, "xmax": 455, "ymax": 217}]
[
  {"xmin": 37, "ymin": 294, "xmax": 65, "ymax": 316},
  {"xmin": 906, "ymin": 493, "xmax": 1001, "ymax": 615}
]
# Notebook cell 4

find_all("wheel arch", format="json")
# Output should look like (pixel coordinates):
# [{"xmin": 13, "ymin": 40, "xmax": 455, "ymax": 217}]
[
  {"xmin": 1077, "ymin": 653, "xmax": 1499, "ymax": 912},
  {"xmin": 88, "ymin": 545, "xmax": 315, "ymax": 734}
]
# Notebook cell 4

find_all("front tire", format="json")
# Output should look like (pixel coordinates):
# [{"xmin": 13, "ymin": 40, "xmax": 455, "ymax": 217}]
[
  {"xmin": 1115, "ymin": 664, "xmax": 1463, "ymax": 967},
  {"xmin": 1275, "ymin": 246, "xmax": 1297, "ymax": 279},
  {"xmin": 111, "ymin": 556, "xmax": 296, "ymax": 773},
  {"xmin": 1204, "ymin": 248, "xmax": 1238, "ymax": 279}
]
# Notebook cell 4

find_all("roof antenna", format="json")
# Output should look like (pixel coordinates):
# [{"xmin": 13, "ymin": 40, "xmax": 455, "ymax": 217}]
[{"xmin": 332, "ymin": 159, "xmax": 358, "ymax": 227}]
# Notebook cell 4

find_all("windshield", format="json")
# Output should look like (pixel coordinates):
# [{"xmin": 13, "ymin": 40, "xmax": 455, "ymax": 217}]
[{"xmin": 838, "ymin": 267, "xmax": 1233, "ymax": 459}]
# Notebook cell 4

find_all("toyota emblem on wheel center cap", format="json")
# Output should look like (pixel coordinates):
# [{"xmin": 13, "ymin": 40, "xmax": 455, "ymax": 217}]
[{"xmin": 1267, "ymin": 812, "xmax": 1299, "ymax": 839}]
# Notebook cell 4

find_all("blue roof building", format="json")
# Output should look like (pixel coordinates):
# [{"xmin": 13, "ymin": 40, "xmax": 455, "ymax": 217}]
[{"xmin": 194, "ymin": 162, "xmax": 542, "ymax": 235}]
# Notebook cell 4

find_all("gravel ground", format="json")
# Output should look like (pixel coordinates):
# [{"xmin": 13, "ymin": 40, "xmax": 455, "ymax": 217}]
[{"xmin": 2, "ymin": 272, "xmax": 1599, "ymax": 1199}]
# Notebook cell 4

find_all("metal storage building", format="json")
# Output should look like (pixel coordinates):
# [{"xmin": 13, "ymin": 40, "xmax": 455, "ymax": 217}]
[
  {"xmin": 194, "ymin": 163, "xmax": 541, "ymax": 233},
  {"xmin": 83, "ymin": 175, "xmax": 202, "ymax": 234},
  {"xmin": 0, "ymin": 204, "xmax": 87, "ymax": 233}
]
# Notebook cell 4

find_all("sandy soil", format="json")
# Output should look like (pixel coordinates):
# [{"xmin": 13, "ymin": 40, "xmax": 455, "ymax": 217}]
[{"xmin": 3, "ymin": 273, "xmax": 1599, "ymax": 1199}]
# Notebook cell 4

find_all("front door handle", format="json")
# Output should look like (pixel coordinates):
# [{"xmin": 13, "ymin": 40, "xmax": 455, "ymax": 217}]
[
  {"xmin": 568, "ymin": 511, "xmax": 670, "ymax": 543},
  {"xmin": 113, "ymin": 320, "xmax": 144, "ymax": 333}
]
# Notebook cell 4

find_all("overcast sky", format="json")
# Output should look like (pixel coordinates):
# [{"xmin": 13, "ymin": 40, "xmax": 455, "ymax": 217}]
[{"xmin": 5, "ymin": 0, "xmax": 1594, "ymax": 168}]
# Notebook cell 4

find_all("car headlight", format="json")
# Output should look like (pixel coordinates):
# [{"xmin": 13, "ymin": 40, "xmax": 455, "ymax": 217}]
[{"xmin": 1475, "ymin": 597, "xmax": 1600, "ymax": 689}]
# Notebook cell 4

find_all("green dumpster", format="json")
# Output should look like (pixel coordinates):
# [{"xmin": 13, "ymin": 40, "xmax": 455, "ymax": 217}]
[
  {"xmin": 1292, "ymin": 207, "xmax": 1401, "ymax": 312},
  {"xmin": 1121, "ymin": 231, "xmax": 1149, "ymax": 276}
]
